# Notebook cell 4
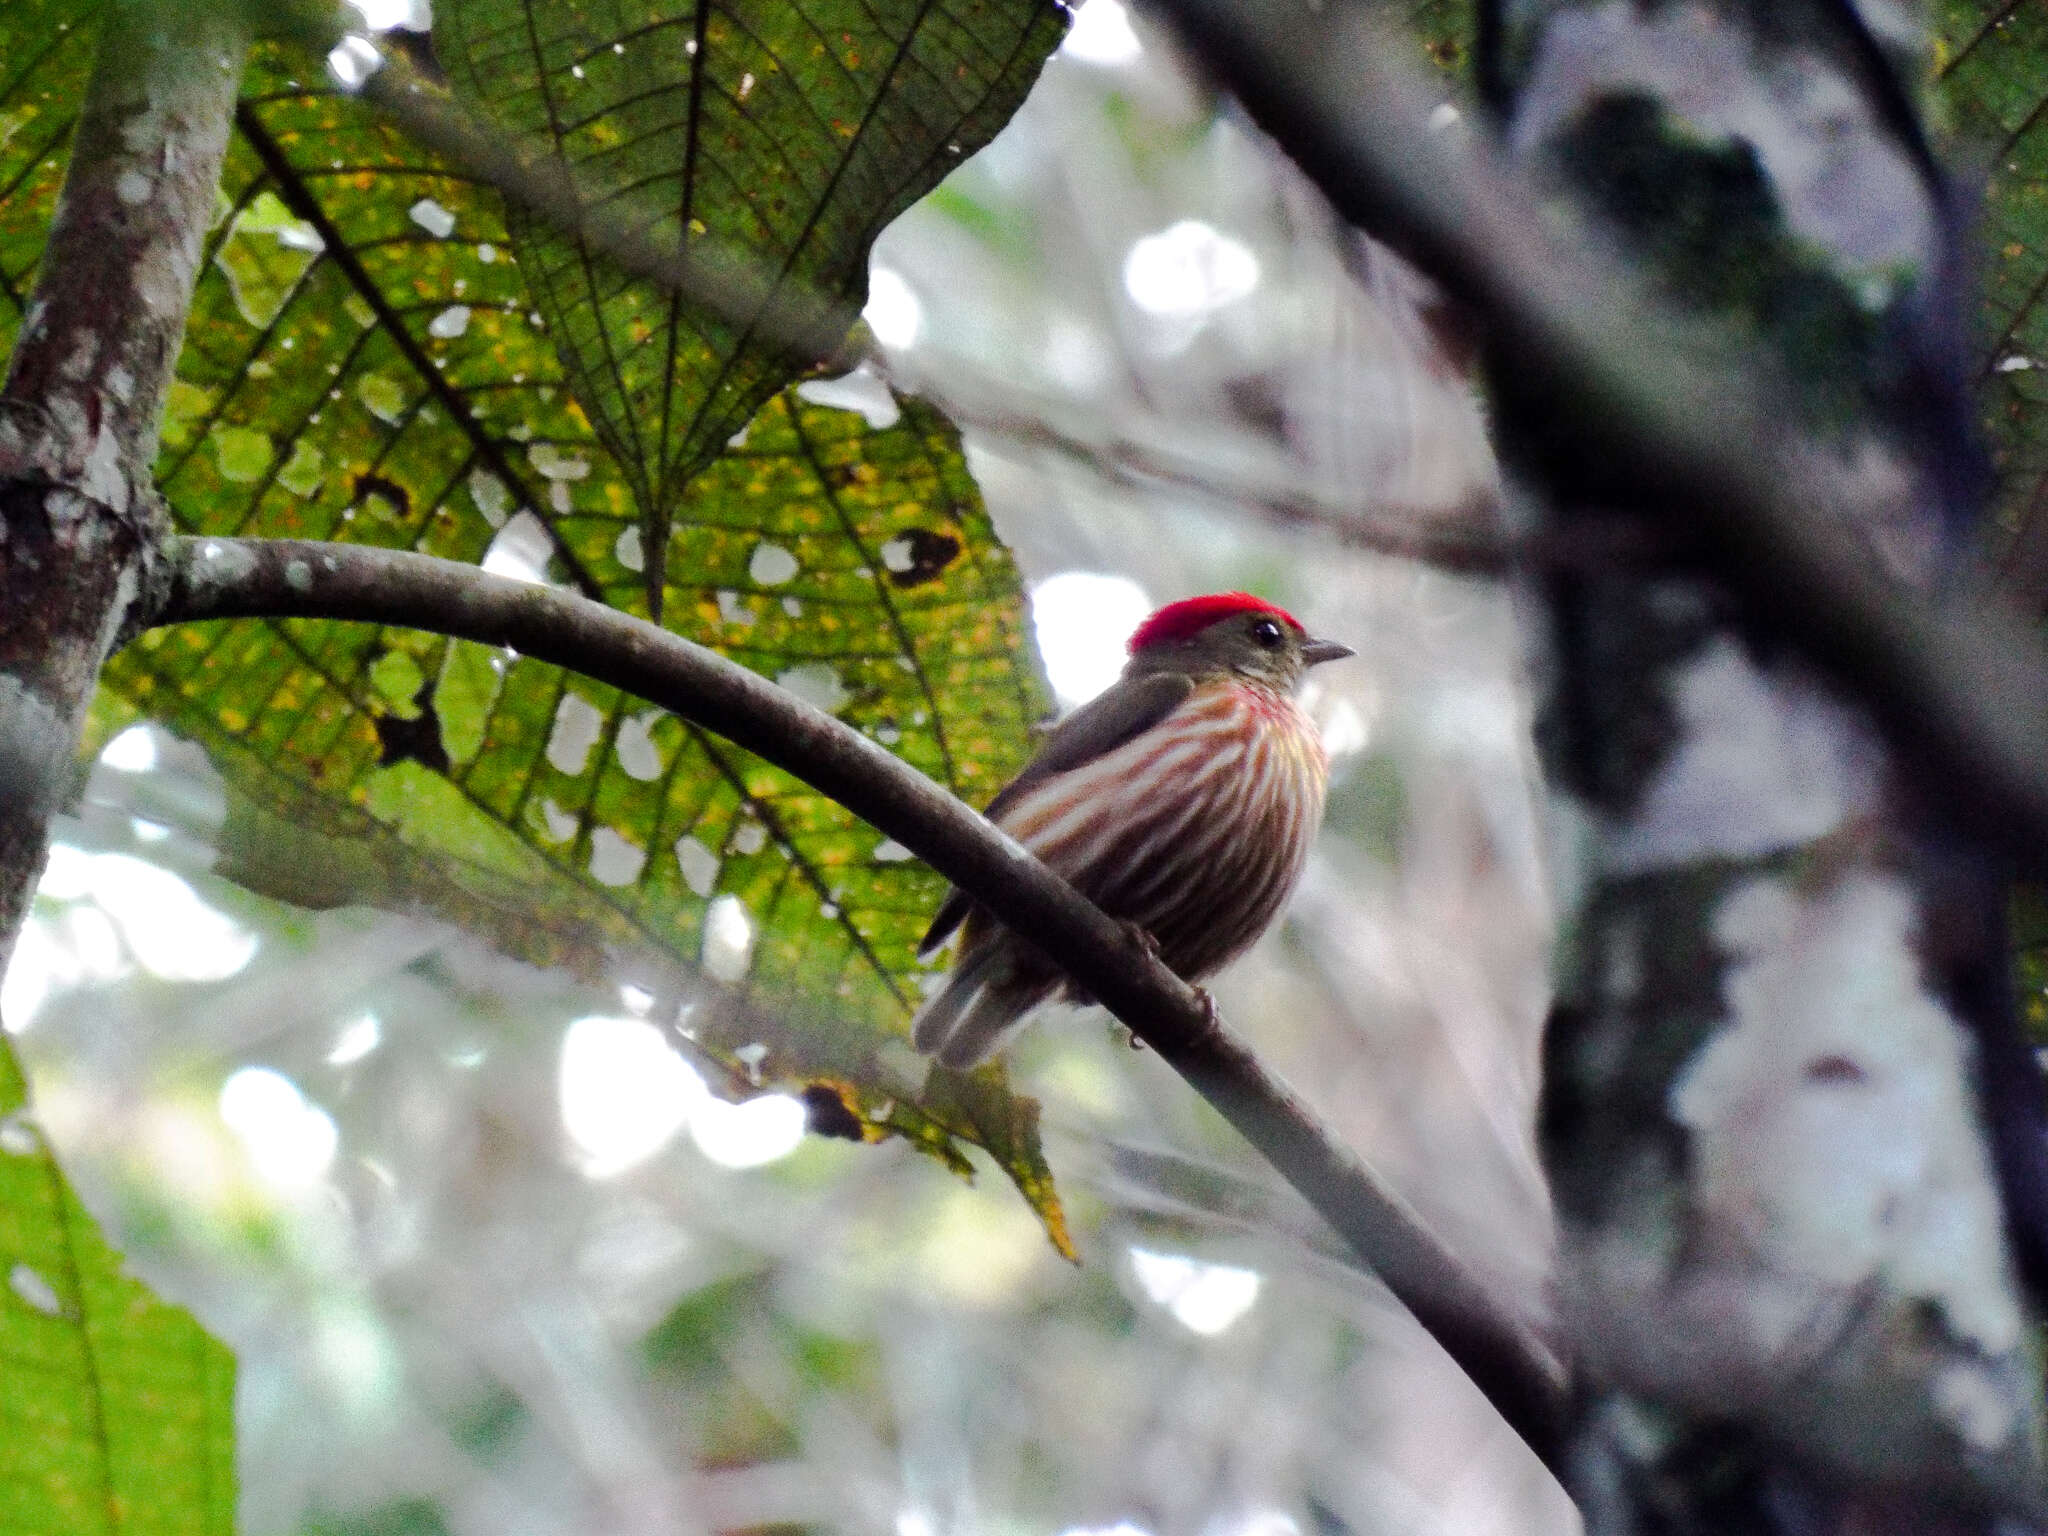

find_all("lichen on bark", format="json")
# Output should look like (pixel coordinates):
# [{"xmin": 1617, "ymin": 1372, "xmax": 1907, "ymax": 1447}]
[
  {"xmin": 0, "ymin": 1, "xmax": 248, "ymax": 985},
  {"xmin": 1497, "ymin": 0, "xmax": 2048, "ymax": 1524}
]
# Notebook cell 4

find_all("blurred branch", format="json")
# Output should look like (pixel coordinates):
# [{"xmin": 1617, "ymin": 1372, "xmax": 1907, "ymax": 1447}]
[
  {"xmin": 272, "ymin": 13, "xmax": 859, "ymax": 371},
  {"xmin": 952, "ymin": 398, "xmax": 1677, "ymax": 575},
  {"xmin": 299, "ymin": 15, "xmax": 1583, "ymax": 585},
  {"xmin": 150, "ymin": 531, "xmax": 1570, "ymax": 1466},
  {"xmin": 927, "ymin": 382, "xmax": 1515, "ymax": 573},
  {"xmin": 1143, "ymin": 0, "xmax": 2048, "ymax": 876}
]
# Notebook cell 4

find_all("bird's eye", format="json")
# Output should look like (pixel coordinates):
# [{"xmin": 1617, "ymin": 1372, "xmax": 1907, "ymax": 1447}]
[{"xmin": 1250, "ymin": 617, "xmax": 1285, "ymax": 648}]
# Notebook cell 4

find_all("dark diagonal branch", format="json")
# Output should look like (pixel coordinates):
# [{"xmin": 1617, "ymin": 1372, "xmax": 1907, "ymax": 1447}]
[
  {"xmin": 1146, "ymin": 0, "xmax": 2048, "ymax": 878},
  {"xmin": 264, "ymin": 11, "xmax": 1540, "ymax": 585},
  {"xmin": 352, "ymin": 59, "xmax": 861, "ymax": 367},
  {"xmin": 265, "ymin": 9, "xmax": 859, "ymax": 375},
  {"xmin": 151, "ymin": 531, "xmax": 1568, "ymax": 1464}
]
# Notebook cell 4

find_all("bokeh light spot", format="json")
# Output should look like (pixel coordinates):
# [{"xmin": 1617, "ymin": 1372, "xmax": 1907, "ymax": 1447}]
[
  {"xmin": 1031, "ymin": 572, "xmax": 1151, "ymax": 707},
  {"xmin": 863, "ymin": 267, "xmax": 923, "ymax": 351},
  {"xmin": 558, "ymin": 1014, "xmax": 704, "ymax": 1177},
  {"xmin": 219, "ymin": 1067, "xmax": 339, "ymax": 1190},
  {"xmin": 1123, "ymin": 221, "xmax": 1259, "ymax": 318},
  {"xmin": 326, "ymin": 1013, "xmax": 381, "ymax": 1066},
  {"xmin": 1062, "ymin": 0, "xmax": 1142, "ymax": 65},
  {"xmin": 1129, "ymin": 1247, "xmax": 1262, "ymax": 1335},
  {"xmin": 690, "ymin": 1093, "xmax": 807, "ymax": 1168},
  {"xmin": 99, "ymin": 725, "xmax": 158, "ymax": 773}
]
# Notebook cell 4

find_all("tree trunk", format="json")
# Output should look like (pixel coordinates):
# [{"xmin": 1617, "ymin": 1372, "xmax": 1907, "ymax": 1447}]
[
  {"xmin": 1489, "ymin": 2, "xmax": 2048, "ymax": 1527},
  {"xmin": 0, "ymin": 1, "xmax": 247, "ymax": 986}
]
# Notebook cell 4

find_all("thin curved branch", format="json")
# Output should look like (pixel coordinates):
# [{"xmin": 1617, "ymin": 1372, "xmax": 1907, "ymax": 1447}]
[
  {"xmin": 1145, "ymin": 0, "xmax": 2048, "ymax": 878},
  {"xmin": 150, "ymin": 530, "xmax": 1568, "ymax": 1464}
]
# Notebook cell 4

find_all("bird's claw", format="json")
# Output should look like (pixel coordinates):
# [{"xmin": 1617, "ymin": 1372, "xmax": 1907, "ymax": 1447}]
[
  {"xmin": 1120, "ymin": 987, "xmax": 1212, "ymax": 1053},
  {"xmin": 1117, "ymin": 919, "xmax": 1164, "ymax": 963}
]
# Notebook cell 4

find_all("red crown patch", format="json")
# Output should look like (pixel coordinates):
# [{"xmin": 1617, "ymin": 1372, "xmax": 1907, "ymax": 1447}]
[{"xmin": 1126, "ymin": 592, "xmax": 1303, "ymax": 654}]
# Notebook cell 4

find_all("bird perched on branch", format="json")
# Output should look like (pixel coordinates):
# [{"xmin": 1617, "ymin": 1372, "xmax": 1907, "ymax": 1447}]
[{"xmin": 912, "ymin": 592, "xmax": 1354, "ymax": 1068}]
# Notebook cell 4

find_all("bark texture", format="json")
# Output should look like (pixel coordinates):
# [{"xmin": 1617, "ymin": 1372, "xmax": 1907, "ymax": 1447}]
[
  {"xmin": 1491, "ymin": 1, "xmax": 2047, "ymax": 1527},
  {"xmin": 0, "ymin": 4, "xmax": 247, "ymax": 982}
]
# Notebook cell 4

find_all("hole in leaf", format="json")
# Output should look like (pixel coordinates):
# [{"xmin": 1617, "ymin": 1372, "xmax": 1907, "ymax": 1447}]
[
  {"xmin": 375, "ymin": 706, "xmax": 450, "ymax": 772},
  {"xmin": 353, "ymin": 471, "xmax": 411, "ymax": 521},
  {"xmin": 881, "ymin": 529, "xmax": 962, "ymax": 588},
  {"xmin": 801, "ymin": 1083, "xmax": 865, "ymax": 1141},
  {"xmin": 373, "ymin": 665, "xmax": 449, "ymax": 772}
]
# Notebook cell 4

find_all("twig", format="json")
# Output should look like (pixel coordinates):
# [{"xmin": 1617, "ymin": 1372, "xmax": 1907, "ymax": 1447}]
[
  {"xmin": 951, "ymin": 394, "xmax": 1693, "ymax": 573},
  {"xmin": 1144, "ymin": 0, "xmax": 2048, "ymax": 876},
  {"xmin": 920, "ymin": 378, "xmax": 1516, "ymax": 574},
  {"xmin": 151, "ymin": 530, "xmax": 1570, "ymax": 1463}
]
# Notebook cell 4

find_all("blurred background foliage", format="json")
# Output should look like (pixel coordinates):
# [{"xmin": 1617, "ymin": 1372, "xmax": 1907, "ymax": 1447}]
[
  {"xmin": 18, "ymin": 0, "xmax": 2048, "ymax": 1529},
  {"xmin": 4, "ymin": 0, "xmax": 1567, "ymax": 1529}
]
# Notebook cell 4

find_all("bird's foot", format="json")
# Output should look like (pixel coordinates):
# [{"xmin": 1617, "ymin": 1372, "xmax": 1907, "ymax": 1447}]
[
  {"xmin": 1117, "ymin": 988, "xmax": 1212, "ymax": 1052},
  {"xmin": 1117, "ymin": 919, "xmax": 1165, "ymax": 964}
]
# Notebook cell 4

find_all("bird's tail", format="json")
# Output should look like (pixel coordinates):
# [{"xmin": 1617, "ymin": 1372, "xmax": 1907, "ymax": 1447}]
[{"xmin": 911, "ymin": 943, "xmax": 1052, "ymax": 1071}]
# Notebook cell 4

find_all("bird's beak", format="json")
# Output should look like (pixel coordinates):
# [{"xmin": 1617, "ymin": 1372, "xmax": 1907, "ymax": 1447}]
[{"xmin": 1301, "ymin": 637, "xmax": 1355, "ymax": 667}]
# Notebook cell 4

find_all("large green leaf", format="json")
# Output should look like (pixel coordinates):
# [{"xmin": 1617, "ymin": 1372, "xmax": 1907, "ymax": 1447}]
[
  {"xmin": 0, "ymin": 1037, "xmax": 236, "ymax": 1536},
  {"xmin": 433, "ymin": 0, "xmax": 1067, "ymax": 608},
  {"xmin": 56, "ymin": 39, "xmax": 1069, "ymax": 1240}
]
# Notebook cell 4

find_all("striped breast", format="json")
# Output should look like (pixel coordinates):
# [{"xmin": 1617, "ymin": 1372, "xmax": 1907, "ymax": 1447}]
[{"xmin": 993, "ymin": 677, "xmax": 1329, "ymax": 982}]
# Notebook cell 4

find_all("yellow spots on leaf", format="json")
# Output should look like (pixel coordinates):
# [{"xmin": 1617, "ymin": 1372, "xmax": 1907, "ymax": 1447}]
[
  {"xmin": 277, "ymin": 441, "xmax": 324, "ymax": 498},
  {"xmin": 357, "ymin": 374, "xmax": 406, "ymax": 424},
  {"xmin": 213, "ymin": 426, "xmax": 273, "ymax": 482},
  {"xmin": 159, "ymin": 379, "xmax": 214, "ymax": 451},
  {"xmin": 369, "ymin": 650, "xmax": 424, "ymax": 712}
]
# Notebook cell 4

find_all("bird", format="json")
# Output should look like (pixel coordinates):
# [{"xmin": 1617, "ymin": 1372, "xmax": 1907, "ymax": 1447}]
[{"xmin": 911, "ymin": 591, "xmax": 1354, "ymax": 1069}]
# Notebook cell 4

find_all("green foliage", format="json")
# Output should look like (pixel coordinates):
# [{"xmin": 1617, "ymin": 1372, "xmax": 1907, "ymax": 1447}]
[
  {"xmin": 433, "ymin": 0, "xmax": 1067, "ymax": 608},
  {"xmin": 302, "ymin": 1501, "xmax": 452, "ymax": 1536},
  {"xmin": 1938, "ymin": 0, "xmax": 2048, "ymax": 597},
  {"xmin": 0, "ymin": 1038, "xmax": 236, "ymax": 1536},
  {"xmin": 640, "ymin": 1266, "xmax": 885, "ymax": 1469},
  {"xmin": 1548, "ymin": 93, "xmax": 1891, "ymax": 432},
  {"xmin": 0, "ymin": 0, "xmax": 1069, "ymax": 1270},
  {"xmin": 1936, "ymin": 3, "xmax": 2048, "ymax": 1015},
  {"xmin": 1406, "ymin": 0, "xmax": 1475, "ymax": 90},
  {"xmin": 87, "ymin": 28, "xmax": 1065, "ymax": 1234},
  {"xmin": 0, "ymin": 0, "xmax": 97, "ymax": 345}
]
